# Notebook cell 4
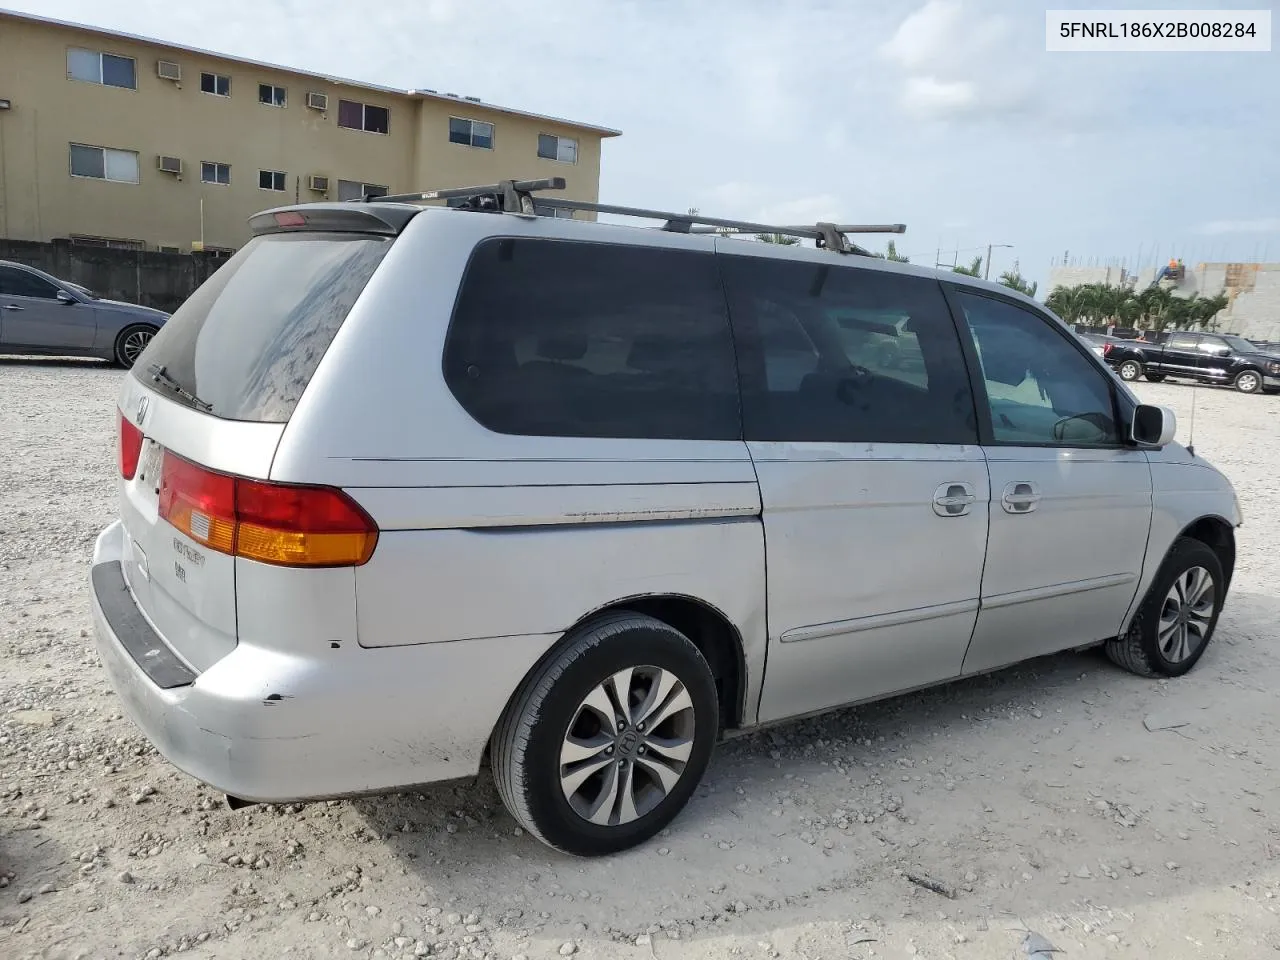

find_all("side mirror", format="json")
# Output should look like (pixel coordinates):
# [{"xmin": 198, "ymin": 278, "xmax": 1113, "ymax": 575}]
[
  {"xmin": 1132, "ymin": 404, "xmax": 1176, "ymax": 448},
  {"xmin": 56, "ymin": 289, "xmax": 77, "ymax": 304}
]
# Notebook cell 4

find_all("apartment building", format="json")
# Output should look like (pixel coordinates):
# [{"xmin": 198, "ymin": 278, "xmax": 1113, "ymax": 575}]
[{"xmin": 0, "ymin": 9, "xmax": 620, "ymax": 253}]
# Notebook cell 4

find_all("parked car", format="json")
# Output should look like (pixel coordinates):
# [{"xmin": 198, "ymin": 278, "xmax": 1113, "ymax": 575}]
[
  {"xmin": 90, "ymin": 188, "xmax": 1242, "ymax": 856},
  {"xmin": 0, "ymin": 259, "xmax": 170, "ymax": 368},
  {"xmin": 1102, "ymin": 330, "xmax": 1280, "ymax": 394}
]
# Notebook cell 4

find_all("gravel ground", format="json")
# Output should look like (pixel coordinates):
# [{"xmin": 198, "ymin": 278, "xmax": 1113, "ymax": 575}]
[{"xmin": 2, "ymin": 359, "xmax": 1279, "ymax": 960}]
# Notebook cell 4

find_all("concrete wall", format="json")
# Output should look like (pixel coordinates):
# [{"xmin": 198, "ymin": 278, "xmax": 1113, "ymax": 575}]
[
  {"xmin": 1047, "ymin": 266, "xmax": 1135, "ymax": 291},
  {"xmin": 0, "ymin": 11, "xmax": 613, "ymax": 252},
  {"xmin": 0, "ymin": 238, "xmax": 222, "ymax": 312}
]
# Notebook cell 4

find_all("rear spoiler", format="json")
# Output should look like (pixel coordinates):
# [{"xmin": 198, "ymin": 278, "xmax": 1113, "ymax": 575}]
[{"xmin": 248, "ymin": 203, "xmax": 420, "ymax": 237}]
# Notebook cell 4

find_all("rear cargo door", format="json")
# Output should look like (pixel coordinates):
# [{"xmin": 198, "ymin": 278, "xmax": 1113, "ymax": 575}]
[{"xmin": 115, "ymin": 225, "xmax": 395, "ymax": 671}]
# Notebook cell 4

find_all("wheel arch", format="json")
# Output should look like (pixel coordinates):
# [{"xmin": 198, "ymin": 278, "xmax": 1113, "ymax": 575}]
[
  {"xmin": 485, "ymin": 592, "xmax": 750, "ymax": 763},
  {"xmin": 1119, "ymin": 512, "xmax": 1237, "ymax": 637},
  {"xmin": 1178, "ymin": 514, "xmax": 1236, "ymax": 590}
]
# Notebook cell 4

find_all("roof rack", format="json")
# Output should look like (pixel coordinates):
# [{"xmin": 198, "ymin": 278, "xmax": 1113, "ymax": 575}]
[{"xmin": 368, "ymin": 178, "xmax": 906, "ymax": 256}]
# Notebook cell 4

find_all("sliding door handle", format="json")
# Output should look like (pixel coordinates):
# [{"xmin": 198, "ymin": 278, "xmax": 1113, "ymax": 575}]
[
  {"xmin": 1002, "ymin": 482, "xmax": 1041, "ymax": 514},
  {"xmin": 933, "ymin": 482, "xmax": 977, "ymax": 517}
]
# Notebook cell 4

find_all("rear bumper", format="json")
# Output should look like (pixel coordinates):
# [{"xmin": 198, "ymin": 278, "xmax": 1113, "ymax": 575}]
[{"xmin": 90, "ymin": 520, "xmax": 556, "ymax": 802}]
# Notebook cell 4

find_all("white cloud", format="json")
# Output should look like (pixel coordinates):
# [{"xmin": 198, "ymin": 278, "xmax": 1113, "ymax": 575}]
[
  {"xmin": 704, "ymin": 183, "xmax": 842, "ymax": 228},
  {"xmin": 879, "ymin": 0, "xmax": 1031, "ymax": 121},
  {"xmin": 879, "ymin": 0, "xmax": 968, "ymax": 71},
  {"xmin": 1197, "ymin": 218, "xmax": 1280, "ymax": 236},
  {"xmin": 901, "ymin": 76, "xmax": 977, "ymax": 117}
]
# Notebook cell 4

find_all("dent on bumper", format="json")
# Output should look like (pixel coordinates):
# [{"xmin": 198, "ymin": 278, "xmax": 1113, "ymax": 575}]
[{"xmin": 89, "ymin": 521, "xmax": 557, "ymax": 802}]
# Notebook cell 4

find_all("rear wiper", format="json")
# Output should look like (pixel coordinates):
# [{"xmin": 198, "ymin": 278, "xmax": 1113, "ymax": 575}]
[{"xmin": 147, "ymin": 363, "xmax": 212, "ymax": 413}]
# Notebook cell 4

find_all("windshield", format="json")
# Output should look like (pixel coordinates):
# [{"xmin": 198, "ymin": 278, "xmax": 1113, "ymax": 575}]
[
  {"xmin": 1223, "ymin": 335, "xmax": 1257, "ymax": 353},
  {"xmin": 133, "ymin": 231, "xmax": 392, "ymax": 421},
  {"xmin": 67, "ymin": 281, "xmax": 98, "ymax": 299}
]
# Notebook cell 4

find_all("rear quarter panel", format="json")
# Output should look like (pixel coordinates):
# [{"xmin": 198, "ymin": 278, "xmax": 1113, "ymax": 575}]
[{"xmin": 268, "ymin": 210, "xmax": 770, "ymax": 724}]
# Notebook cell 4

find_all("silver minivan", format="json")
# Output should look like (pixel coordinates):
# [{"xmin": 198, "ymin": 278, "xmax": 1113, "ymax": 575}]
[{"xmin": 90, "ymin": 182, "xmax": 1242, "ymax": 856}]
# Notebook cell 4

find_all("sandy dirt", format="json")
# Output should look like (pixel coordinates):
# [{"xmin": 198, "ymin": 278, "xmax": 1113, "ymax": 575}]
[{"xmin": 2, "ymin": 360, "xmax": 1278, "ymax": 960}]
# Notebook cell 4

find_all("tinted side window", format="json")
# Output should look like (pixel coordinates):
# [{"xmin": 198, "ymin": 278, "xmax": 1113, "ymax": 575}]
[
  {"xmin": 955, "ymin": 290, "xmax": 1120, "ymax": 447},
  {"xmin": 721, "ymin": 256, "xmax": 977, "ymax": 444},
  {"xmin": 443, "ymin": 239, "xmax": 740, "ymax": 440},
  {"xmin": 1198, "ymin": 336, "xmax": 1229, "ymax": 354},
  {"xmin": 0, "ymin": 267, "xmax": 59, "ymax": 299}
]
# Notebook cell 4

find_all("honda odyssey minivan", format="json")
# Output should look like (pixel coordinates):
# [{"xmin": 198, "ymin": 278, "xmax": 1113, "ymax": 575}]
[{"xmin": 90, "ymin": 183, "xmax": 1241, "ymax": 855}]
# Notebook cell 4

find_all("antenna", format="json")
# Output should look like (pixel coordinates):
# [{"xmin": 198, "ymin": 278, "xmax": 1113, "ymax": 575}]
[
  {"xmin": 1182, "ymin": 327, "xmax": 1192, "ymax": 458},
  {"xmin": 1186, "ymin": 376, "xmax": 1198, "ymax": 458}
]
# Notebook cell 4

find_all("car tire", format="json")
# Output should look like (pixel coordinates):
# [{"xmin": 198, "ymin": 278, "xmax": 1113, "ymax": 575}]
[
  {"xmin": 1104, "ymin": 537, "xmax": 1224, "ymax": 678},
  {"xmin": 113, "ymin": 324, "xmax": 157, "ymax": 369},
  {"xmin": 1233, "ymin": 369, "xmax": 1263, "ymax": 394},
  {"xmin": 1117, "ymin": 360, "xmax": 1142, "ymax": 381},
  {"xmin": 492, "ymin": 611, "xmax": 719, "ymax": 856},
  {"xmin": 1144, "ymin": 373, "xmax": 1166, "ymax": 383}
]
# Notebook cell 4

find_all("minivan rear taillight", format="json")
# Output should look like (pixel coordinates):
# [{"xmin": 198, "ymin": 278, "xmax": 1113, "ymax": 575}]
[
  {"xmin": 119, "ymin": 409, "xmax": 143, "ymax": 480},
  {"xmin": 157, "ymin": 453, "xmax": 378, "ymax": 567}
]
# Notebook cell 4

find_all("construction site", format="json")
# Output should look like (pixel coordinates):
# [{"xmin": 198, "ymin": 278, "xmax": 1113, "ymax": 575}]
[{"xmin": 1047, "ymin": 259, "xmax": 1280, "ymax": 342}]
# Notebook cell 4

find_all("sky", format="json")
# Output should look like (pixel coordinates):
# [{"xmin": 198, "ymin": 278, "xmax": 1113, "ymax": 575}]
[{"xmin": 9, "ymin": 0, "xmax": 1279, "ymax": 292}]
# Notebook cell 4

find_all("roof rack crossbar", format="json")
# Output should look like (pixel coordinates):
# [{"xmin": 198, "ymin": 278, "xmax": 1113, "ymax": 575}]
[
  {"xmin": 685, "ymin": 223, "xmax": 907, "ymax": 236},
  {"xmin": 368, "ymin": 176, "xmax": 906, "ymax": 255}
]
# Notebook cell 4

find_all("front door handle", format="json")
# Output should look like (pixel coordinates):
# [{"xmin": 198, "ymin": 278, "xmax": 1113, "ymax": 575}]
[
  {"xmin": 1002, "ymin": 481, "xmax": 1041, "ymax": 514},
  {"xmin": 1, "ymin": 304, "xmax": 24, "ymax": 311},
  {"xmin": 933, "ymin": 482, "xmax": 977, "ymax": 517}
]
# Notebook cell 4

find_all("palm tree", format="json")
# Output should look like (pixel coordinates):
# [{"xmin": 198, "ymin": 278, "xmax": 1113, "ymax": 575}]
[
  {"xmin": 1045, "ymin": 286, "xmax": 1083, "ymax": 324},
  {"xmin": 998, "ymin": 269, "xmax": 1037, "ymax": 298},
  {"xmin": 874, "ymin": 240, "xmax": 910, "ymax": 262},
  {"xmin": 953, "ymin": 256, "xmax": 983, "ymax": 278},
  {"xmin": 1194, "ymin": 293, "xmax": 1229, "ymax": 329}
]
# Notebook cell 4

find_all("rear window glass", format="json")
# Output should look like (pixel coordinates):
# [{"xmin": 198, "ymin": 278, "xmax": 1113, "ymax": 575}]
[{"xmin": 134, "ymin": 232, "xmax": 391, "ymax": 421}]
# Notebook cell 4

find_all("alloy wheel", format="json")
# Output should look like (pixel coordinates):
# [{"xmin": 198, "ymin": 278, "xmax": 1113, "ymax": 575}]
[
  {"xmin": 122, "ymin": 329, "xmax": 154, "ymax": 366},
  {"xmin": 1158, "ymin": 565, "xmax": 1215, "ymax": 663},
  {"xmin": 559, "ymin": 666, "xmax": 696, "ymax": 826}
]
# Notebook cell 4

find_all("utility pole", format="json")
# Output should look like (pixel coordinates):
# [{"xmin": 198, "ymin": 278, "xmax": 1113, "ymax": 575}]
[{"xmin": 984, "ymin": 243, "xmax": 1013, "ymax": 280}]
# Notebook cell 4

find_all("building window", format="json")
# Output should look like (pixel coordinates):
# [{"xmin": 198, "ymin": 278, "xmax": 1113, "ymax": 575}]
[
  {"xmin": 533, "ymin": 203, "xmax": 574, "ymax": 219},
  {"xmin": 337, "ymin": 180, "xmax": 389, "ymax": 201},
  {"xmin": 200, "ymin": 72, "xmax": 231, "ymax": 96},
  {"xmin": 537, "ymin": 134, "xmax": 578, "ymax": 163},
  {"xmin": 158, "ymin": 245, "xmax": 183, "ymax": 255},
  {"xmin": 67, "ymin": 47, "xmax": 136, "ymax": 89},
  {"xmin": 337, "ymin": 99, "xmax": 389, "ymax": 134},
  {"xmin": 201, "ymin": 161, "xmax": 231, "ymax": 185},
  {"xmin": 258, "ymin": 170, "xmax": 287, "ymax": 191},
  {"xmin": 258, "ymin": 83, "xmax": 286, "ymax": 107},
  {"xmin": 448, "ymin": 117, "xmax": 494, "ymax": 149},
  {"xmin": 69, "ymin": 143, "xmax": 140, "ymax": 183}
]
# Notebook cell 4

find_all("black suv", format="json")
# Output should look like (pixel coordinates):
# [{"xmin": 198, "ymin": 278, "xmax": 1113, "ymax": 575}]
[{"xmin": 1103, "ymin": 330, "xmax": 1280, "ymax": 394}]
